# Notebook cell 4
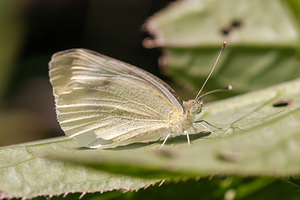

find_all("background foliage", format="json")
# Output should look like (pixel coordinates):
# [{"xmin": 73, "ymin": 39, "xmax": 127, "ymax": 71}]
[{"xmin": 1, "ymin": 0, "xmax": 300, "ymax": 199}]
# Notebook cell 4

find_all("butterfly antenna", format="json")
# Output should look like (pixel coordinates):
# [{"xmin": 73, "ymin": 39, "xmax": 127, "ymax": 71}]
[
  {"xmin": 197, "ymin": 85, "xmax": 232, "ymax": 99},
  {"xmin": 195, "ymin": 41, "xmax": 227, "ymax": 100}
]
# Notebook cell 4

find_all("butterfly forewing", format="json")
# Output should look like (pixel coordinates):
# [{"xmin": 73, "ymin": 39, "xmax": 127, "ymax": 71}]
[{"xmin": 49, "ymin": 49, "xmax": 184, "ymax": 148}]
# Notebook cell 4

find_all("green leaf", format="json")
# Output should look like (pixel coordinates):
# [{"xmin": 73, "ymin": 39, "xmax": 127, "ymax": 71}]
[
  {"xmin": 146, "ymin": 0, "xmax": 299, "ymax": 47},
  {"xmin": 287, "ymin": 176, "xmax": 300, "ymax": 188},
  {"xmin": 127, "ymin": 178, "xmax": 300, "ymax": 200},
  {"xmin": 35, "ymin": 78, "xmax": 300, "ymax": 178},
  {"xmin": 166, "ymin": 47, "xmax": 300, "ymax": 97},
  {"xmin": 2, "ymin": 78, "xmax": 300, "ymax": 199},
  {"xmin": 145, "ymin": 0, "xmax": 300, "ymax": 98},
  {"xmin": 0, "ymin": 137, "xmax": 159, "ymax": 199}
]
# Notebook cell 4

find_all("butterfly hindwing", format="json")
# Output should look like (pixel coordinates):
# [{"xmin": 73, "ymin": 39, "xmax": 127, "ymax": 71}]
[{"xmin": 49, "ymin": 49, "xmax": 184, "ymax": 147}]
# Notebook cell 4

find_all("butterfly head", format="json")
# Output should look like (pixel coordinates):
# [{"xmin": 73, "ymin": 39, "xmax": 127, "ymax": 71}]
[{"xmin": 183, "ymin": 99, "xmax": 204, "ymax": 115}]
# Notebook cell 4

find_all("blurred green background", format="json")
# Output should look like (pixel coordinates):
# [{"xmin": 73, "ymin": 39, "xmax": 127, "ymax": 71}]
[{"xmin": 0, "ymin": 0, "xmax": 174, "ymax": 147}]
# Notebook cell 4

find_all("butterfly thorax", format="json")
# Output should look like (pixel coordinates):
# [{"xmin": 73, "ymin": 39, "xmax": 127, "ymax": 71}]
[{"xmin": 166, "ymin": 99, "xmax": 203, "ymax": 136}]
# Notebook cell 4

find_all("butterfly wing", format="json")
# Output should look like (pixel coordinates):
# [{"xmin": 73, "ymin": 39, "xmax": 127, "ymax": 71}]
[{"xmin": 49, "ymin": 49, "xmax": 184, "ymax": 148}]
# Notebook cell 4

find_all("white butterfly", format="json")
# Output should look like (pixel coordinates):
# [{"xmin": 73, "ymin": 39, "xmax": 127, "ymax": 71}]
[{"xmin": 49, "ymin": 42, "xmax": 229, "ymax": 148}]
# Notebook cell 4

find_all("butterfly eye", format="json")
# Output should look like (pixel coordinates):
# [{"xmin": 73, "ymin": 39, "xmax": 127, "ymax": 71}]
[{"xmin": 190, "ymin": 101, "xmax": 202, "ymax": 114}]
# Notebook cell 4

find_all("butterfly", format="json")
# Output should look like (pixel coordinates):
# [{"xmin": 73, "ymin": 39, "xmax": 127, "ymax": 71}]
[{"xmin": 49, "ymin": 42, "xmax": 230, "ymax": 148}]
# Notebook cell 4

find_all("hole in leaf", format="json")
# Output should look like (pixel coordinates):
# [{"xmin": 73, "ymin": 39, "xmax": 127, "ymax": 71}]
[
  {"xmin": 156, "ymin": 149, "xmax": 178, "ymax": 159},
  {"xmin": 216, "ymin": 149, "xmax": 241, "ymax": 162},
  {"xmin": 272, "ymin": 99, "xmax": 292, "ymax": 107},
  {"xmin": 231, "ymin": 20, "xmax": 242, "ymax": 28},
  {"xmin": 221, "ymin": 28, "xmax": 230, "ymax": 36},
  {"xmin": 221, "ymin": 20, "xmax": 243, "ymax": 36}
]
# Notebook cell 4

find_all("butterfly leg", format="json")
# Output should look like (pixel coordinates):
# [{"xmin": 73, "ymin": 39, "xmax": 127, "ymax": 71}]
[
  {"xmin": 193, "ymin": 120, "xmax": 220, "ymax": 136},
  {"xmin": 192, "ymin": 125, "xmax": 198, "ymax": 134},
  {"xmin": 159, "ymin": 133, "xmax": 170, "ymax": 149},
  {"xmin": 198, "ymin": 123, "xmax": 217, "ymax": 135},
  {"xmin": 193, "ymin": 120, "xmax": 221, "ymax": 129},
  {"xmin": 184, "ymin": 130, "xmax": 191, "ymax": 145}
]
